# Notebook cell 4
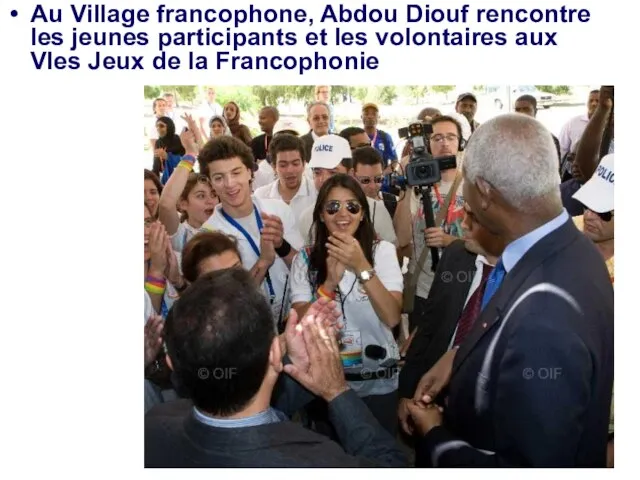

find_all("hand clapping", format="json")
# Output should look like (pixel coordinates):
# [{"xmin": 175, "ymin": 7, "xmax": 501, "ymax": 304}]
[{"xmin": 325, "ymin": 231, "xmax": 369, "ymax": 272}]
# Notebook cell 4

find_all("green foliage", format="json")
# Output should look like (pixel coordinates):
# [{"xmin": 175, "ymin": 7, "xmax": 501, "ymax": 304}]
[
  {"xmin": 402, "ymin": 86, "xmax": 429, "ymax": 103},
  {"xmin": 144, "ymin": 85, "xmax": 161, "ymax": 99},
  {"xmin": 430, "ymin": 85, "xmax": 455, "ymax": 94},
  {"xmin": 535, "ymin": 85, "xmax": 571, "ymax": 95},
  {"xmin": 216, "ymin": 87, "xmax": 261, "ymax": 114}
]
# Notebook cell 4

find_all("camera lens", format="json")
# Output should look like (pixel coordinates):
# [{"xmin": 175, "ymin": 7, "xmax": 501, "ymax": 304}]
[{"xmin": 417, "ymin": 165, "xmax": 432, "ymax": 179}]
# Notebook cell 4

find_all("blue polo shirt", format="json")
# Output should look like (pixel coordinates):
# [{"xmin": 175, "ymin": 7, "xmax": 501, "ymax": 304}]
[{"xmin": 368, "ymin": 129, "xmax": 397, "ymax": 168}]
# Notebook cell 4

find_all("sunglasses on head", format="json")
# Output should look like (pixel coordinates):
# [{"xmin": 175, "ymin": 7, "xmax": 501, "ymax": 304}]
[
  {"xmin": 596, "ymin": 211, "xmax": 614, "ymax": 222},
  {"xmin": 324, "ymin": 200, "xmax": 362, "ymax": 215},
  {"xmin": 357, "ymin": 175, "xmax": 384, "ymax": 185}
]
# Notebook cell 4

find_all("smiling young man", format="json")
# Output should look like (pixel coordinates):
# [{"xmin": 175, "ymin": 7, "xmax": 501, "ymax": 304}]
[
  {"xmin": 199, "ymin": 136, "xmax": 305, "ymax": 330},
  {"xmin": 254, "ymin": 134, "xmax": 318, "ymax": 219}
]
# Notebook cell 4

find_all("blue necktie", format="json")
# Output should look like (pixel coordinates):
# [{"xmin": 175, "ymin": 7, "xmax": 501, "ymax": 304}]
[{"xmin": 481, "ymin": 259, "xmax": 506, "ymax": 310}]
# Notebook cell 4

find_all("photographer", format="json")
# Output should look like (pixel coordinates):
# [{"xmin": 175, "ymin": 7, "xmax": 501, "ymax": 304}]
[{"xmin": 394, "ymin": 116, "xmax": 466, "ymax": 332}]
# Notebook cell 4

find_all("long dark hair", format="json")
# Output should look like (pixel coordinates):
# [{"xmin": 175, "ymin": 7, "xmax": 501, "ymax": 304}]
[{"xmin": 307, "ymin": 174, "xmax": 376, "ymax": 289}]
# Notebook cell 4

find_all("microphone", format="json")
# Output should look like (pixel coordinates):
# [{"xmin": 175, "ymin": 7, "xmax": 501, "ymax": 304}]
[{"xmin": 365, "ymin": 345, "xmax": 387, "ymax": 360}]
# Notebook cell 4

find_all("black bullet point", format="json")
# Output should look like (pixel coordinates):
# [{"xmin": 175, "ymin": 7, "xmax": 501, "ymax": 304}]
[{"xmin": 11, "ymin": 10, "xmax": 18, "ymax": 17}]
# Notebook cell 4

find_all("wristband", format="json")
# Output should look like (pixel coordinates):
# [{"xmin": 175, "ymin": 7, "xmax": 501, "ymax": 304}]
[
  {"xmin": 317, "ymin": 285, "xmax": 336, "ymax": 300},
  {"xmin": 145, "ymin": 275, "xmax": 167, "ymax": 295},
  {"xmin": 275, "ymin": 239, "xmax": 292, "ymax": 258},
  {"xmin": 182, "ymin": 154, "xmax": 196, "ymax": 165}
]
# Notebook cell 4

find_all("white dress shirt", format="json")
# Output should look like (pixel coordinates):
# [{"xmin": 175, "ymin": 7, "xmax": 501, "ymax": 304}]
[
  {"xmin": 254, "ymin": 175, "xmax": 318, "ymax": 219},
  {"xmin": 447, "ymin": 255, "xmax": 494, "ymax": 350},
  {"xmin": 558, "ymin": 114, "xmax": 589, "ymax": 159}
]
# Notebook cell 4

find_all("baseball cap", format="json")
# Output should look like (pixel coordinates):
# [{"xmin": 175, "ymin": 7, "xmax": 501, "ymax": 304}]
[
  {"xmin": 456, "ymin": 92, "xmax": 477, "ymax": 103},
  {"xmin": 572, "ymin": 153, "xmax": 614, "ymax": 213},
  {"xmin": 362, "ymin": 102, "xmax": 379, "ymax": 112},
  {"xmin": 273, "ymin": 118, "xmax": 300, "ymax": 136},
  {"xmin": 309, "ymin": 134, "xmax": 352, "ymax": 170}
]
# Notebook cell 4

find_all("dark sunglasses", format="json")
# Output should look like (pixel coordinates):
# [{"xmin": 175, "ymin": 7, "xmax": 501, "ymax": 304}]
[
  {"xmin": 596, "ymin": 211, "xmax": 614, "ymax": 222},
  {"xmin": 357, "ymin": 175, "xmax": 384, "ymax": 185},
  {"xmin": 324, "ymin": 200, "xmax": 362, "ymax": 215}
]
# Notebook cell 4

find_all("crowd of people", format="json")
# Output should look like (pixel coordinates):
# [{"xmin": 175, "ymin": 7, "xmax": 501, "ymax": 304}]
[{"xmin": 143, "ymin": 85, "xmax": 615, "ymax": 467}]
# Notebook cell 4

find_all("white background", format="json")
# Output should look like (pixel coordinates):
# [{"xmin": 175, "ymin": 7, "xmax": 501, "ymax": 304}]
[{"xmin": 0, "ymin": 0, "xmax": 633, "ymax": 475}]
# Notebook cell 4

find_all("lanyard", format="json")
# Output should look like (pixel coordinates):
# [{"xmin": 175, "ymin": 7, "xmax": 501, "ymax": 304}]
[
  {"xmin": 370, "ymin": 129, "xmax": 378, "ymax": 147},
  {"xmin": 264, "ymin": 134, "xmax": 271, "ymax": 157},
  {"xmin": 220, "ymin": 205, "xmax": 276, "ymax": 302},
  {"xmin": 336, "ymin": 279, "xmax": 358, "ymax": 331}
]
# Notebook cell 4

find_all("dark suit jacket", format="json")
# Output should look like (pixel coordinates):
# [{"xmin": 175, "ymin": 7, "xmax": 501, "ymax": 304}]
[
  {"xmin": 416, "ymin": 217, "xmax": 614, "ymax": 467},
  {"xmin": 300, "ymin": 131, "xmax": 315, "ymax": 163},
  {"xmin": 145, "ymin": 388, "xmax": 408, "ymax": 467},
  {"xmin": 399, "ymin": 240, "xmax": 476, "ymax": 399}
]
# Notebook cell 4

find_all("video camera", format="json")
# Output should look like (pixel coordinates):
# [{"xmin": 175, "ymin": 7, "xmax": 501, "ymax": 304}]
[
  {"xmin": 396, "ymin": 122, "xmax": 459, "ymax": 272},
  {"xmin": 399, "ymin": 122, "xmax": 457, "ymax": 187}
]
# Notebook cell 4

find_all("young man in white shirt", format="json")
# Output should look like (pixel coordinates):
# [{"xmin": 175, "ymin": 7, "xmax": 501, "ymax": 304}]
[
  {"xmin": 297, "ymin": 135, "xmax": 397, "ymax": 247},
  {"xmin": 254, "ymin": 134, "xmax": 317, "ymax": 219},
  {"xmin": 199, "ymin": 136, "xmax": 304, "ymax": 329}
]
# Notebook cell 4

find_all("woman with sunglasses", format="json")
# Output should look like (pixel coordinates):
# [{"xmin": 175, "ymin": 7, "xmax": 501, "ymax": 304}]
[
  {"xmin": 290, "ymin": 174, "xmax": 404, "ymax": 435},
  {"xmin": 158, "ymin": 129, "xmax": 218, "ymax": 253}
]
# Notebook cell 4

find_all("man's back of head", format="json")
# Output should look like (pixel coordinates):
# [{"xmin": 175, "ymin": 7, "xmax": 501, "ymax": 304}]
[
  {"xmin": 463, "ymin": 113, "xmax": 560, "ymax": 212},
  {"xmin": 164, "ymin": 268, "xmax": 275, "ymax": 416}
]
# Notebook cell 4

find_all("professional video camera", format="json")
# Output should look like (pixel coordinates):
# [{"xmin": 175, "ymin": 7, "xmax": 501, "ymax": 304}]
[
  {"xmin": 397, "ymin": 122, "xmax": 458, "ymax": 272},
  {"xmin": 400, "ymin": 122, "xmax": 457, "ymax": 187}
]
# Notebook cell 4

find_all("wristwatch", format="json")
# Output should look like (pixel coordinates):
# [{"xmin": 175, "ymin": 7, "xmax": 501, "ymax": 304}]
[{"xmin": 357, "ymin": 268, "xmax": 376, "ymax": 283}]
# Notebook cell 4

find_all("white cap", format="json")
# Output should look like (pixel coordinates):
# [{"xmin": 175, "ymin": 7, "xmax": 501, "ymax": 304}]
[
  {"xmin": 446, "ymin": 111, "xmax": 472, "ymax": 142},
  {"xmin": 572, "ymin": 153, "xmax": 614, "ymax": 213},
  {"xmin": 273, "ymin": 118, "xmax": 300, "ymax": 136},
  {"xmin": 309, "ymin": 134, "xmax": 352, "ymax": 170}
]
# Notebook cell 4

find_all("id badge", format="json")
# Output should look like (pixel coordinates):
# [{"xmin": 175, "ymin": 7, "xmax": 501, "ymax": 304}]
[{"xmin": 340, "ymin": 330, "xmax": 363, "ymax": 368}]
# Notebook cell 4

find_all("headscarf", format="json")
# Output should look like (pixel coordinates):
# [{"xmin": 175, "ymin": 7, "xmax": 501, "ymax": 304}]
[
  {"xmin": 154, "ymin": 116, "xmax": 185, "ymax": 156},
  {"xmin": 209, "ymin": 115, "xmax": 232, "ymax": 137},
  {"xmin": 224, "ymin": 101, "xmax": 243, "ymax": 135}
]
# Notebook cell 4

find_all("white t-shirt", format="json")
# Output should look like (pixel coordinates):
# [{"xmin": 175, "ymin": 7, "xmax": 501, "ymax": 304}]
[
  {"xmin": 254, "ymin": 175, "xmax": 318, "ymax": 220},
  {"xmin": 297, "ymin": 196, "xmax": 397, "ymax": 246},
  {"xmin": 201, "ymin": 197, "xmax": 304, "ymax": 326},
  {"xmin": 170, "ymin": 221, "xmax": 200, "ymax": 254},
  {"xmin": 253, "ymin": 160, "xmax": 277, "ymax": 191},
  {"xmin": 290, "ymin": 240, "xmax": 403, "ymax": 397}
]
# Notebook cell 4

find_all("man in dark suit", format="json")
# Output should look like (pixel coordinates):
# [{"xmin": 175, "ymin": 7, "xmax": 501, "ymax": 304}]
[
  {"xmin": 145, "ymin": 268, "xmax": 407, "ymax": 467},
  {"xmin": 406, "ymin": 113, "xmax": 614, "ymax": 467},
  {"xmin": 300, "ymin": 101, "xmax": 331, "ymax": 162},
  {"xmin": 398, "ymin": 233, "xmax": 502, "ymax": 435}
]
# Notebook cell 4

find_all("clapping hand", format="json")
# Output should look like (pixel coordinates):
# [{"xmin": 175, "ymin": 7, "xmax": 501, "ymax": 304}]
[
  {"xmin": 326, "ymin": 231, "xmax": 369, "ymax": 273},
  {"xmin": 284, "ymin": 297, "xmax": 343, "ymax": 372}
]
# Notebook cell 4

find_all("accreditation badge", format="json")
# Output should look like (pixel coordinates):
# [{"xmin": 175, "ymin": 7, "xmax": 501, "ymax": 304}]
[{"xmin": 340, "ymin": 330, "xmax": 363, "ymax": 368}]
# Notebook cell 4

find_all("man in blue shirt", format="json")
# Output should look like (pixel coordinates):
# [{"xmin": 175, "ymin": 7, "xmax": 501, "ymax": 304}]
[
  {"xmin": 361, "ymin": 103, "xmax": 398, "ymax": 171},
  {"xmin": 406, "ymin": 113, "xmax": 614, "ymax": 467}
]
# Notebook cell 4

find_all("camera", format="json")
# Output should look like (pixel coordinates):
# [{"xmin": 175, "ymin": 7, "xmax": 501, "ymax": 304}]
[{"xmin": 398, "ymin": 122, "xmax": 457, "ymax": 187}]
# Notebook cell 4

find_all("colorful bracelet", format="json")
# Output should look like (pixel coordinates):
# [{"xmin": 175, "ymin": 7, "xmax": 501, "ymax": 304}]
[
  {"xmin": 177, "ymin": 160, "xmax": 195, "ymax": 172},
  {"xmin": 145, "ymin": 275, "xmax": 167, "ymax": 295},
  {"xmin": 182, "ymin": 154, "xmax": 196, "ymax": 165},
  {"xmin": 317, "ymin": 285, "xmax": 336, "ymax": 300}
]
